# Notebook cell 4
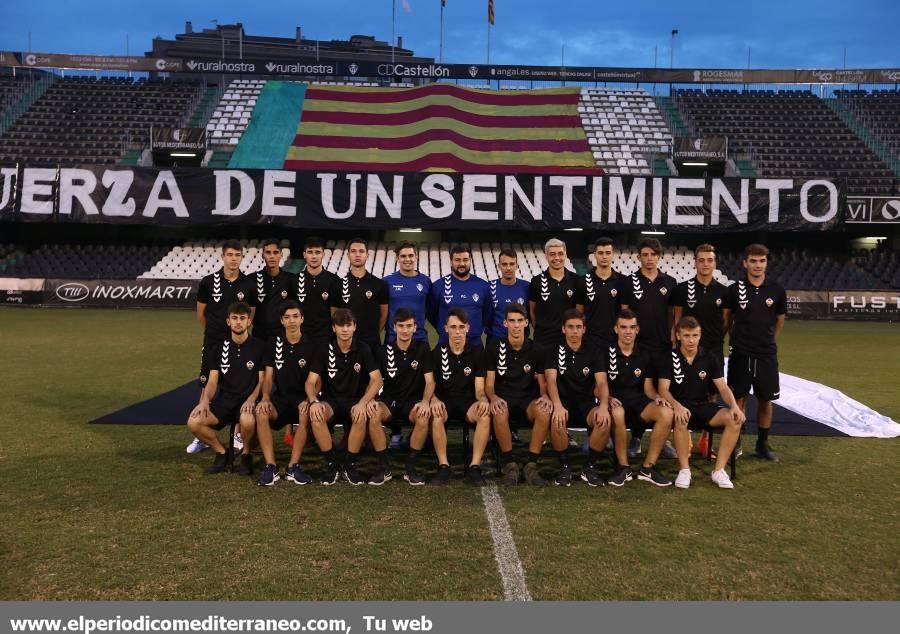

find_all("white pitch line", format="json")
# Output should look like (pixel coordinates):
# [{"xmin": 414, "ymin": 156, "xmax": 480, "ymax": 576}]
[{"xmin": 480, "ymin": 483, "xmax": 532, "ymax": 601}]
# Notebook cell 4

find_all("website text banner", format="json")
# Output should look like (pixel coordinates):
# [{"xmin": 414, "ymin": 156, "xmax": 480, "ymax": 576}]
[
  {"xmin": 0, "ymin": 51, "xmax": 181, "ymax": 72},
  {"xmin": 0, "ymin": 166, "xmax": 843, "ymax": 231}
]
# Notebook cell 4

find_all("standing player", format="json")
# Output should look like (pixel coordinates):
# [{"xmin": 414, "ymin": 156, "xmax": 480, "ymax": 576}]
[
  {"xmin": 485, "ymin": 304, "xmax": 553, "ymax": 486},
  {"xmin": 189, "ymin": 240, "xmax": 255, "ymax": 454},
  {"xmin": 373, "ymin": 309, "xmax": 437, "ymax": 485},
  {"xmin": 657, "ymin": 316, "xmax": 746, "ymax": 489},
  {"xmin": 430, "ymin": 308, "xmax": 491, "ymax": 486},
  {"xmin": 529, "ymin": 238, "xmax": 580, "ymax": 352},
  {"xmin": 487, "ymin": 248, "xmax": 530, "ymax": 345},
  {"xmin": 619, "ymin": 238, "xmax": 677, "ymax": 458},
  {"xmin": 187, "ymin": 302, "xmax": 264, "ymax": 476},
  {"xmin": 254, "ymin": 302, "xmax": 320, "ymax": 487},
  {"xmin": 576, "ymin": 237, "xmax": 626, "ymax": 351},
  {"xmin": 337, "ymin": 238, "xmax": 388, "ymax": 354},
  {"xmin": 250, "ymin": 239, "xmax": 295, "ymax": 343},
  {"xmin": 305, "ymin": 309, "xmax": 384, "ymax": 485},
  {"xmin": 295, "ymin": 237, "xmax": 339, "ymax": 342},
  {"xmin": 429, "ymin": 245, "xmax": 491, "ymax": 348},
  {"xmin": 724, "ymin": 244, "xmax": 787, "ymax": 462},
  {"xmin": 606, "ymin": 309, "xmax": 675, "ymax": 487},
  {"xmin": 384, "ymin": 241, "xmax": 431, "ymax": 345},
  {"xmin": 544, "ymin": 309, "xmax": 611, "ymax": 487}
]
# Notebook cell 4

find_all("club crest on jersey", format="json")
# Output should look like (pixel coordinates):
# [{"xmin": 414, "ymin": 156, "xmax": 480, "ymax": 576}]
[
  {"xmin": 610, "ymin": 288, "xmax": 618, "ymax": 297},
  {"xmin": 246, "ymin": 360, "xmax": 255, "ymax": 370},
  {"xmin": 698, "ymin": 370, "xmax": 707, "ymax": 380},
  {"xmin": 281, "ymin": 290, "xmax": 288, "ymax": 299},
  {"xmin": 582, "ymin": 366, "xmax": 590, "ymax": 376},
  {"xmin": 322, "ymin": 291, "xmax": 329, "ymax": 301},
  {"xmin": 463, "ymin": 366, "xmax": 472, "ymax": 376},
  {"xmin": 410, "ymin": 360, "xmax": 419, "ymax": 370},
  {"xmin": 365, "ymin": 290, "xmax": 373, "ymax": 299},
  {"xmin": 715, "ymin": 297, "xmax": 722, "ymax": 306},
  {"xmin": 517, "ymin": 297, "xmax": 525, "ymax": 304},
  {"xmin": 299, "ymin": 358, "xmax": 307, "ymax": 368},
  {"xmin": 634, "ymin": 368, "xmax": 642, "ymax": 377},
  {"xmin": 353, "ymin": 362, "xmax": 361, "ymax": 373},
  {"xmin": 523, "ymin": 364, "xmax": 532, "ymax": 374},
  {"xmin": 566, "ymin": 289, "xmax": 574, "ymax": 298},
  {"xmin": 416, "ymin": 283, "xmax": 424, "ymax": 292},
  {"xmin": 237, "ymin": 291, "xmax": 245, "ymax": 300},
  {"xmin": 660, "ymin": 287, "xmax": 668, "ymax": 296},
  {"xmin": 472, "ymin": 293, "xmax": 480, "ymax": 303},
  {"xmin": 765, "ymin": 298, "xmax": 774, "ymax": 307}
]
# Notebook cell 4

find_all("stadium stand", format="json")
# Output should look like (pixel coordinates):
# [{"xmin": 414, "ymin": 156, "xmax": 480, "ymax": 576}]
[
  {"xmin": 206, "ymin": 79, "xmax": 264, "ymax": 147},
  {"xmin": 853, "ymin": 246, "xmax": 900, "ymax": 289},
  {"xmin": 1, "ymin": 243, "xmax": 172, "ymax": 279},
  {"xmin": 141, "ymin": 240, "xmax": 292, "ymax": 280},
  {"xmin": 835, "ymin": 90, "xmax": 900, "ymax": 172},
  {"xmin": 672, "ymin": 89, "xmax": 897, "ymax": 194},
  {"xmin": 0, "ymin": 77, "xmax": 204, "ymax": 166}
]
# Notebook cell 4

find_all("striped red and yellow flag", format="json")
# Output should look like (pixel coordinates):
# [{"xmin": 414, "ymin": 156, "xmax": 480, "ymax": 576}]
[
  {"xmin": 488, "ymin": 0, "xmax": 494, "ymax": 25},
  {"xmin": 284, "ymin": 83, "xmax": 601, "ymax": 174}
]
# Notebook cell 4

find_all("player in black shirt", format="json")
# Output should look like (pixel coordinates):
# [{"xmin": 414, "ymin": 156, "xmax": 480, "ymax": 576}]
[
  {"xmin": 544, "ymin": 309, "xmax": 610, "ymax": 487},
  {"xmin": 187, "ymin": 302, "xmax": 264, "ymax": 476},
  {"xmin": 657, "ymin": 316, "xmax": 745, "ymax": 489},
  {"xmin": 430, "ymin": 308, "xmax": 491, "ymax": 486},
  {"xmin": 528, "ymin": 238, "xmax": 580, "ymax": 350},
  {"xmin": 254, "ymin": 302, "xmax": 322, "ymax": 486},
  {"xmin": 576, "ymin": 237, "xmax": 625, "ymax": 350},
  {"xmin": 606, "ymin": 309, "xmax": 675, "ymax": 487},
  {"xmin": 724, "ymin": 243, "xmax": 787, "ymax": 462},
  {"xmin": 373, "ymin": 308, "xmax": 437, "ymax": 485},
  {"xmin": 295, "ymin": 236, "xmax": 340, "ymax": 342},
  {"xmin": 251, "ymin": 239, "xmax": 296, "ymax": 342},
  {"xmin": 486, "ymin": 304, "xmax": 553, "ymax": 486},
  {"xmin": 305, "ymin": 308, "xmax": 383, "ymax": 485},
  {"xmin": 338, "ymin": 238, "xmax": 388, "ymax": 353}
]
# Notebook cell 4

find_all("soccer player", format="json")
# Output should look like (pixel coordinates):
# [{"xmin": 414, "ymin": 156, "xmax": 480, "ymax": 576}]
[
  {"xmin": 529, "ymin": 238, "xmax": 580, "ymax": 352},
  {"xmin": 254, "ymin": 302, "xmax": 320, "ymax": 487},
  {"xmin": 428, "ymin": 245, "xmax": 491, "ymax": 348},
  {"xmin": 657, "ymin": 316, "xmax": 746, "ymax": 489},
  {"xmin": 576, "ymin": 237, "xmax": 626, "ymax": 350},
  {"xmin": 337, "ymin": 238, "xmax": 388, "ymax": 354},
  {"xmin": 295, "ymin": 237, "xmax": 339, "ymax": 342},
  {"xmin": 619, "ymin": 237, "xmax": 677, "ymax": 458},
  {"xmin": 373, "ymin": 308, "xmax": 437, "ymax": 485},
  {"xmin": 485, "ymin": 304, "xmax": 553, "ymax": 486},
  {"xmin": 250, "ymin": 239, "xmax": 295, "ymax": 343},
  {"xmin": 724, "ymin": 244, "xmax": 787, "ymax": 462},
  {"xmin": 544, "ymin": 309, "xmax": 611, "ymax": 487},
  {"xmin": 487, "ymin": 248, "xmax": 530, "ymax": 345},
  {"xmin": 189, "ymin": 240, "xmax": 255, "ymax": 454},
  {"xmin": 430, "ymin": 308, "xmax": 491, "ymax": 486},
  {"xmin": 187, "ymin": 302, "xmax": 264, "ymax": 476},
  {"xmin": 305, "ymin": 309, "xmax": 384, "ymax": 485},
  {"xmin": 606, "ymin": 309, "xmax": 675, "ymax": 487},
  {"xmin": 384, "ymin": 241, "xmax": 431, "ymax": 345}
]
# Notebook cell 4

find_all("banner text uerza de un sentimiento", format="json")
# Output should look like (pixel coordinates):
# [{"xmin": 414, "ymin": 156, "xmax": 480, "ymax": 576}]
[{"xmin": 0, "ymin": 165, "xmax": 846, "ymax": 231}]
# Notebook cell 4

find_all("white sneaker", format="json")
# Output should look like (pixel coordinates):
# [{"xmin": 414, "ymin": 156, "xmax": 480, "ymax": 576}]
[
  {"xmin": 186, "ymin": 438, "xmax": 208, "ymax": 454},
  {"xmin": 711, "ymin": 469, "xmax": 735, "ymax": 489},
  {"xmin": 674, "ymin": 468, "xmax": 692, "ymax": 489},
  {"xmin": 233, "ymin": 430, "xmax": 244, "ymax": 451}
]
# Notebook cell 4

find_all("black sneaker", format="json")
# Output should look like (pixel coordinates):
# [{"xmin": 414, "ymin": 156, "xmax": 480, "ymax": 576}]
[
  {"xmin": 554, "ymin": 464, "xmax": 573, "ymax": 487},
  {"xmin": 580, "ymin": 463, "xmax": 605, "ymax": 487},
  {"xmin": 237, "ymin": 454, "xmax": 254, "ymax": 476},
  {"xmin": 637, "ymin": 466, "xmax": 672, "ymax": 487},
  {"xmin": 285, "ymin": 464, "xmax": 313, "ymax": 485},
  {"xmin": 466, "ymin": 464, "xmax": 486, "ymax": 486},
  {"xmin": 755, "ymin": 441, "xmax": 779, "ymax": 462},
  {"xmin": 321, "ymin": 463, "xmax": 340, "ymax": 486},
  {"xmin": 500, "ymin": 462, "xmax": 520, "ymax": 486},
  {"xmin": 343, "ymin": 464, "xmax": 366, "ymax": 486},
  {"xmin": 368, "ymin": 467, "xmax": 393, "ymax": 486},
  {"xmin": 256, "ymin": 463, "xmax": 280, "ymax": 487},
  {"xmin": 404, "ymin": 466, "xmax": 426, "ymax": 486},
  {"xmin": 206, "ymin": 451, "xmax": 228, "ymax": 474},
  {"xmin": 430, "ymin": 464, "xmax": 451, "ymax": 485},
  {"xmin": 607, "ymin": 466, "xmax": 633, "ymax": 487}
]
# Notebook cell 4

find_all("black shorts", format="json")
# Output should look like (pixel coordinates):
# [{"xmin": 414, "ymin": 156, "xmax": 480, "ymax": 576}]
[
  {"xmin": 321, "ymin": 399, "xmax": 356, "ymax": 429},
  {"xmin": 447, "ymin": 400, "xmax": 478, "ymax": 423},
  {"xmin": 379, "ymin": 399, "xmax": 417, "ymax": 424},
  {"xmin": 269, "ymin": 394, "xmax": 303, "ymax": 429},
  {"xmin": 563, "ymin": 397, "xmax": 599, "ymax": 428},
  {"xmin": 683, "ymin": 402, "xmax": 727, "ymax": 431},
  {"xmin": 504, "ymin": 396, "xmax": 539, "ymax": 427},
  {"xmin": 209, "ymin": 394, "xmax": 248, "ymax": 430},
  {"xmin": 615, "ymin": 393, "xmax": 654, "ymax": 432},
  {"xmin": 728, "ymin": 352, "xmax": 780, "ymax": 401}
]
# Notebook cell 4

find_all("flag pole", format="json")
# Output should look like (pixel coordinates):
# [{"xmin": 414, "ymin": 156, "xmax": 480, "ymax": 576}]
[
  {"xmin": 439, "ymin": 1, "xmax": 445, "ymax": 64},
  {"xmin": 391, "ymin": 0, "xmax": 396, "ymax": 64}
]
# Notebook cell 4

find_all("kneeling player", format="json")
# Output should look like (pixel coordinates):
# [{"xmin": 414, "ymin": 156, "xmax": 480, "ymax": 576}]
[
  {"xmin": 657, "ymin": 316, "xmax": 745, "ymax": 489},
  {"xmin": 254, "ymin": 301, "xmax": 320, "ymax": 486},
  {"xmin": 187, "ymin": 302, "xmax": 264, "ymax": 475},
  {"xmin": 305, "ymin": 309, "xmax": 383, "ymax": 486},
  {"xmin": 607, "ymin": 309, "xmax": 675, "ymax": 487},
  {"xmin": 373, "ymin": 309, "xmax": 437, "ymax": 486},
  {"xmin": 544, "ymin": 309, "xmax": 610, "ymax": 487},
  {"xmin": 486, "ymin": 304, "xmax": 553, "ymax": 486}
]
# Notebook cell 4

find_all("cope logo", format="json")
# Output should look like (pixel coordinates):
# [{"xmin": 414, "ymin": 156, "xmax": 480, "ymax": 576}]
[{"xmin": 55, "ymin": 282, "xmax": 90, "ymax": 302}]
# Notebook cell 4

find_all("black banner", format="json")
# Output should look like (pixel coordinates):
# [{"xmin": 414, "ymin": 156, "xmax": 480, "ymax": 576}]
[
  {"xmin": 844, "ymin": 195, "xmax": 900, "ymax": 224},
  {"xmin": 151, "ymin": 127, "xmax": 207, "ymax": 151},
  {"xmin": 0, "ymin": 50, "xmax": 181, "ymax": 72},
  {"xmin": 0, "ymin": 165, "xmax": 844, "ymax": 232},
  {"xmin": 828, "ymin": 290, "xmax": 900, "ymax": 321},
  {"xmin": 785, "ymin": 290, "xmax": 830, "ymax": 320},
  {"xmin": 43, "ymin": 279, "xmax": 197, "ymax": 308},
  {"xmin": 673, "ymin": 137, "xmax": 728, "ymax": 162},
  {"xmin": 1, "ymin": 289, "xmax": 42, "ymax": 305}
]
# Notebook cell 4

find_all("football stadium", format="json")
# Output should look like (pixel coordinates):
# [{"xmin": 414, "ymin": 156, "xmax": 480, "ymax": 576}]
[{"xmin": 1, "ymin": 2, "xmax": 899, "ymax": 611}]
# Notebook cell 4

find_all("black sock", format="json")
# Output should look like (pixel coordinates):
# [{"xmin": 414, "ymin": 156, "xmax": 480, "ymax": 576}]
[
  {"xmin": 589, "ymin": 449, "xmax": 603, "ymax": 465},
  {"xmin": 376, "ymin": 449, "xmax": 389, "ymax": 467},
  {"xmin": 556, "ymin": 450, "xmax": 569, "ymax": 467},
  {"xmin": 633, "ymin": 430, "xmax": 644, "ymax": 441},
  {"xmin": 407, "ymin": 449, "xmax": 420, "ymax": 467},
  {"xmin": 758, "ymin": 428, "xmax": 769, "ymax": 444},
  {"xmin": 500, "ymin": 450, "xmax": 515, "ymax": 465},
  {"xmin": 323, "ymin": 449, "xmax": 336, "ymax": 465},
  {"xmin": 527, "ymin": 451, "xmax": 541, "ymax": 464}
]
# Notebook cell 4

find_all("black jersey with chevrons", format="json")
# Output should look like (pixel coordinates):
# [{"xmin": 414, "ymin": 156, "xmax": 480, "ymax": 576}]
[
  {"xmin": 545, "ymin": 341, "xmax": 605, "ymax": 402},
  {"xmin": 432, "ymin": 344, "xmax": 485, "ymax": 403},
  {"xmin": 251, "ymin": 268, "xmax": 297, "ymax": 339},
  {"xmin": 605, "ymin": 344, "xmax": 656, "ymax": 400},
  {"xmin": 725, "ymin": 276, "xmax": 787, "ymax": 357},
  {"xmin": 378, "ymin": 339, "xmax": 433, "ymax": 403},
  {"xmin": 212, "ymin": 336, "xmax": 265, "ymax": 400},
  {"xmin": 619, "ymin": 271, "xmax": 677, "ymax": 351},
  {"xmin": 672, "ymin": 277, "xmax": 727, "ymax": 354},
  {"xmin": 312, "ymin": 339, "xmax": 378, "ymax": 403},
  {"xmin": 576, "ymin": 269, "xmax": 626, "ymax": 346},
  {"xmin": 338, "ymin": 271, "xmax": 388, "ymax": 349},
  {"xmin": 296, "ymin": 268, "xmax": 340, "ymax": 342},
  {"xmin": 263, "ymin": 334, "xmax": 318, "ymax": 401},
  {"xmin": 658, "ymin": 347, "xmax": 724, "ymax": 405},
  {"xmin": 486, "ymin": 338, "xmax": 544, "ymax": 401},
  {"xmin": 528, "ymin": 269, "xmax": 581, "ymax": 345},
  {"xmin": 197, "ymin": 269, "xmax": 256, "ymax": 341}
]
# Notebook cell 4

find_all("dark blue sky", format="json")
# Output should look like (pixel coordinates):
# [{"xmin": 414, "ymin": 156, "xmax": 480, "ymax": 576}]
[{"xmin": 3, "ymin": 0, "xmax": 898, "ymax": 69}]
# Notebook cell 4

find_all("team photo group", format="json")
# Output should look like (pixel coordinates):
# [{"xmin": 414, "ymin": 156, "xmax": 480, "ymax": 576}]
[{"xmin": 186, "ymin": 234, "xmax": 786, "ymax": 491}]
